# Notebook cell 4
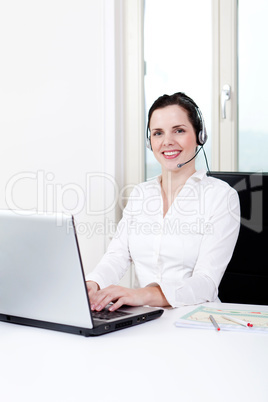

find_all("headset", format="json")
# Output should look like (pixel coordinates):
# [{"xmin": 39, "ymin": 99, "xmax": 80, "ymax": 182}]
[{"xmin": 146, "ymin": 93, "xmax": 208, "ymax": 151}]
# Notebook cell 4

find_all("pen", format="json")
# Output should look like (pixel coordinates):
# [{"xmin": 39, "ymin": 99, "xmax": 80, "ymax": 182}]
[
  {"xmin": 222, "ymin": 315, "xmax": 253, "ymax": 327},
  {"xmin": 209, "ymin": 315, "xmax": 220, "ymax": 331}
]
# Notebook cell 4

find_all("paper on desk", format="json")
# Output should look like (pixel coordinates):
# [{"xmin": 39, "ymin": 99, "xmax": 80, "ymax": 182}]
[{"xmin": 175, "ymin": 306, "xmax": 268, "ymax": 333}]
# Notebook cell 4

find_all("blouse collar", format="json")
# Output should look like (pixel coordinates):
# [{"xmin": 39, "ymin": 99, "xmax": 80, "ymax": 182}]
[{"xmin": 156, "ymin": 169, "xmax": 207, "ymax": 186}]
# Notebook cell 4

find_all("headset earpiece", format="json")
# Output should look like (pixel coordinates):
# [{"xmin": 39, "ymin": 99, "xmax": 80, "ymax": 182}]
[
  {"xmin": 146, "ymin": 136, "xmax": 152, "ymax": 150},
  {"xmin": 146, "ymin": 123, "xmax": 152, "ymax": 150},
  {"xmin": 196, "ymin": 108, "xmax": 208, "ymax": 146}
]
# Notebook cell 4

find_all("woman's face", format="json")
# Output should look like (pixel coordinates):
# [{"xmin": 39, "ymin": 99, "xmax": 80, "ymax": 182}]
[{"xmin": 149, "ymin": 105, "xmax": 198, "ymax": 173}]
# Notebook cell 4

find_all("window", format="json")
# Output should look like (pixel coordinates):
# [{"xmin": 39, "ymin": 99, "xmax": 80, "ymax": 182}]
[
  {"xmin": 238, "ymin": 0, "xmax": 268, "ymax": 171},
  {"xmin": 144, "ymin": 0, "xmax": 212, "ymax": 179}
]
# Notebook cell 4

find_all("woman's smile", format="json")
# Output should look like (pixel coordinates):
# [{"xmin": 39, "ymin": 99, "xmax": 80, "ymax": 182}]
[{"xmin": 162, "ymin": 150, "xmax": 182, "ymax": 159}]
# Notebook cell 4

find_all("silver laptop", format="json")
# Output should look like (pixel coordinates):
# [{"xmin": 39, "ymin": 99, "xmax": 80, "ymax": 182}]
[{"xmin": 0, "ymin": 210, "xmax": 163, "ymax": 336}]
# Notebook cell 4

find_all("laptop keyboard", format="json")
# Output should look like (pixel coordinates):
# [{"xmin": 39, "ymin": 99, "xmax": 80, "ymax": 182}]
[{"xmin": 92, "ymin": 309, "xmax": 130, "ymax": 321}]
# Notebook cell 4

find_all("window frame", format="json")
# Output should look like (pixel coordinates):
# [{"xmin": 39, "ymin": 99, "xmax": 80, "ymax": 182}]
[{"xmin": 212, "ymin": 0, "xmax": 238, "ymax": 171}]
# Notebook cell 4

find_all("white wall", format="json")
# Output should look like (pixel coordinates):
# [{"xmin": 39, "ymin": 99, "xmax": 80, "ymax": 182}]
[{"xmin": 0, "ymin": 0, "xmax": 108, "ymax": 274}]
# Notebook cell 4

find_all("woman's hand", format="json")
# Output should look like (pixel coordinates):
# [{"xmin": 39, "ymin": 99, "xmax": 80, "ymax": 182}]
[
  {"xmin": 86, "ymin": 281, "xmax": 100, "ymax": 303},
  {"xmin": 90, "ymin": 284, "xmax": 170, "ymax": 311}
]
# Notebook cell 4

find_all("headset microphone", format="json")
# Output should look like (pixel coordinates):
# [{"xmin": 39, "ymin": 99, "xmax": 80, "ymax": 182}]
[{"xmin": 177, "ymin": 146, "xmax": 203, "ymax": 168}]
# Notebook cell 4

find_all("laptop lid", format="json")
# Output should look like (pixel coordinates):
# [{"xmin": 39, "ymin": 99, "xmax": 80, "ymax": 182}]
[{"xmin": 0, "ymin": 211, "xmax": 94, "ymax": 332}]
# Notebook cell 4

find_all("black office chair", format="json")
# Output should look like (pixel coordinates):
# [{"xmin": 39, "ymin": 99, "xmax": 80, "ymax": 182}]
[{"xmin": 209, "ymin": 172, "xmax": 267, "ymax": 305}]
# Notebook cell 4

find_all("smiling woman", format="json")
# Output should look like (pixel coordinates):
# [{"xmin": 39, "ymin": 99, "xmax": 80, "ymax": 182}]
[
  {"xmin": 85, "ymin": 92, "xmax": 240, "ymax": 312},
  {"xmin": 146, "ymin": 92, "xmax": 207, "ymax": 216}
]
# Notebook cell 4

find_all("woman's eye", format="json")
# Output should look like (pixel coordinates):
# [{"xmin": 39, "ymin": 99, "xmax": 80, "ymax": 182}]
[
  {"xmin": 176, "ymin": 128, "xmax": 185, "ymax": 134},
  {"xmin": 153, "ymin": 131, "xmax": 162, "ymax": 136}
]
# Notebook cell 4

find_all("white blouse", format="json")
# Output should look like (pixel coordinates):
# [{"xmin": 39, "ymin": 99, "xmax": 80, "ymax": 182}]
[{"xmin": 86, "ymin": 170, "xmax": 240, "ymax": 307}]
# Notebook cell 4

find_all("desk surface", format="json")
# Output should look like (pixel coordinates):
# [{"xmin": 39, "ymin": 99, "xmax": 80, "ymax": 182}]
[{"xmin": 1, "ymin": 302, "xmax": 268, "ymax": 402}]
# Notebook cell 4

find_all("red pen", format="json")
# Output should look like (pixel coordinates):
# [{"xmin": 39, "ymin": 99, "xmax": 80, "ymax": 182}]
[{"xmin": 209, "ymin": 315, "xmax": 221, "ymax": 331}]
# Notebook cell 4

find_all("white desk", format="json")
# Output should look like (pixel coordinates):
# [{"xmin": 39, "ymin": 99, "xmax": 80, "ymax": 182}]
[{"xmin": 1, "ymin": 302, "xmax": 268, "ymax": 402}]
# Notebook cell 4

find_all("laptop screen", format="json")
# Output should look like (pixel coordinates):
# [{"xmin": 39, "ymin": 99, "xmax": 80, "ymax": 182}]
[{"xmin": 0, "ymin": 211, "xmax": 93, "ymax": 329}]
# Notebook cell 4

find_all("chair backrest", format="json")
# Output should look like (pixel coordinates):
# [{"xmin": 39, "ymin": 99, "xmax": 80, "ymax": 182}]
[{"xmin": 209, "ymin": 171, "xmax": 267, "ymax": 305}]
